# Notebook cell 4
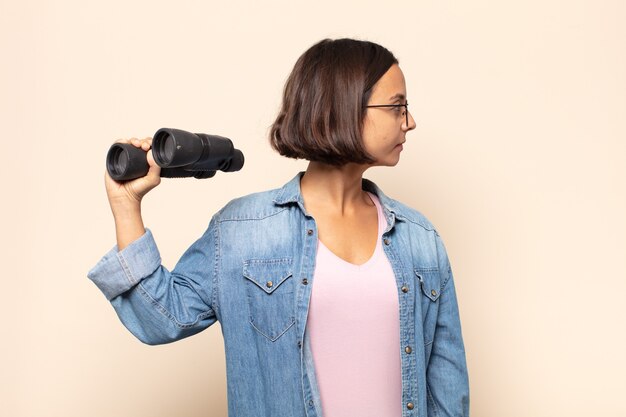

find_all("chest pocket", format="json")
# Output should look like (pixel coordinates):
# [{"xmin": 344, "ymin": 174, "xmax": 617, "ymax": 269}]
[
  {"xmin": 414, "ymin": 267, "xmax": 441, "ymax": 347},
  {"xmin": 243, "ymin": 258, "xmax": 296, "ymax": 342}
]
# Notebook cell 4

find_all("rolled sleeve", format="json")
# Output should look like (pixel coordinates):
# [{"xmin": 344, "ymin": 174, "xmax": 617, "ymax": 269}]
[{"xmin": 87, "ymin": 228, "xmax": 161, "ymax": 300}]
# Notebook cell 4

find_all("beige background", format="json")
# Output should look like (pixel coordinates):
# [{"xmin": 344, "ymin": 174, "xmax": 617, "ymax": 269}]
[{"xmin": 1, "ymin": 0, "xmax": 625, "ymax": 416}]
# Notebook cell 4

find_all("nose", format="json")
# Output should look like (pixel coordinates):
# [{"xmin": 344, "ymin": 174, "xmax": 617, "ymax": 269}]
[{"xmin": 403, "ymin": 109, "xmax": 417, "ymax": 131}]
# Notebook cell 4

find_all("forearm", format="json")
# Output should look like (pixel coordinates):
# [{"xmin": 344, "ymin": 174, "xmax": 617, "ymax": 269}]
[
  {"xmin": 111, "ymin": 202, "xmax": 146, "ymax": 251},
  {"xmin": 87, "ymin": 226, "xmax": 218, "ymax": 345}
]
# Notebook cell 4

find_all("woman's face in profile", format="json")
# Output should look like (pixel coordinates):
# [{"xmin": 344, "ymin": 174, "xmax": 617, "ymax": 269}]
[{"xmin": 362, "ymin": 64, "xmax": 416, "ymax": 167}]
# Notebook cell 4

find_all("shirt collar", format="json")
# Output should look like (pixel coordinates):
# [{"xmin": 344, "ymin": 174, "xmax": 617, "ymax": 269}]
[{"xmin": 272, "ymin": 171, "xmax": 402, "ymax": 231}]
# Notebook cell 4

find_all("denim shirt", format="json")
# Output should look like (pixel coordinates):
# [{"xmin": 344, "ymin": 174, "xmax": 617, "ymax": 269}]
[{"xmin": 87, "ymin": 171, "xmax": 470, "ymax": 417}]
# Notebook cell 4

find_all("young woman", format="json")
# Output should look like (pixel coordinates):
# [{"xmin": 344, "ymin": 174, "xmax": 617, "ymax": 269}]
[{"xmin": 89, "ymin": 38, "xmax": 469, "ymax": 417}]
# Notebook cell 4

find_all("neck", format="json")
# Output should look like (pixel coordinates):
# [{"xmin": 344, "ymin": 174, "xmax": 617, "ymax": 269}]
[{"xmin": 300, "ymin": 161, "xmax": 373, "ymax": 216}]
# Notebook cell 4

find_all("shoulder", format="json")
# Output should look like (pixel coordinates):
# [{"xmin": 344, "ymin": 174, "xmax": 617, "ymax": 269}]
[
  {"xmin": 389, "ymin": 197, "xmax": 439, "ymax": 234},
  {"xmin": 213, "ymin": 187, "xmax": 287, "ymax": 222}
]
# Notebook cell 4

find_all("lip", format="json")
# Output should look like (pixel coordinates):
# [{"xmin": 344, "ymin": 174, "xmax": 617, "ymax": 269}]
[{"xmin": 395, "ymin": 142, "xmax": 405, "ymax": 150}]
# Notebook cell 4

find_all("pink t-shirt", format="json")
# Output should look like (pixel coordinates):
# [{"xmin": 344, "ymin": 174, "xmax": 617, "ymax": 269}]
[{"xmin": 305, "ymin": 191, "xmax": 402, "ymax": 417}]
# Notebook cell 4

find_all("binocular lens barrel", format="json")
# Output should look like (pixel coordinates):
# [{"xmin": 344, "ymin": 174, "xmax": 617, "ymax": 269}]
[
  {"xmin": 106, "ymin": 142, "xmax": 151, "ymax": 181},
  {"xmin": 153, "ymin": 128, "xmax": 204, "ymax": 167},
  {"xmin": 106, "ymin": 127, "xmax": 244, "ymax": 182},
  {"xmin": 163, "ymin": 136, "xmax": 175, "ymax": 163},
  {"xmin": 108, "ymin": 146, "xmax": 128, "ymax": 176}
]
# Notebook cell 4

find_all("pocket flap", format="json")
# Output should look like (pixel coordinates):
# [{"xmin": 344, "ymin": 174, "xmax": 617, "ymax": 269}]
[
  {"xmin": 414, "ymin": 268, "xmax": 441, "ymax": 301},
  {"xmin": 243, "ymin": 258, "xmax": 293, "ymax": 294}
]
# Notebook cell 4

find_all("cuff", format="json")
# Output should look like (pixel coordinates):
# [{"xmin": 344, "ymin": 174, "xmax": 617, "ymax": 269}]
[{"xmin": 87, "ymin": 228, "xmax": 161, "ymax": 300}]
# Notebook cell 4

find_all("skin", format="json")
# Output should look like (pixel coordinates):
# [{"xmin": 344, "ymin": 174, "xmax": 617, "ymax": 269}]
[
  {"xmin": 104, "ymin": 63, "xmax": 416, "ymax": 254},
  {"xmin": 104, "ymin": 136, "xmax": 160, "ymax": 250},
  {"xmin": 300, "ymin": 63, "xmax": 417, "ymax": 265}
]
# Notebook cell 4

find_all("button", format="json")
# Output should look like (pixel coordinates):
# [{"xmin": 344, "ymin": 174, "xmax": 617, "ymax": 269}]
[
  {"xmin": 407, "ymin": 402, "xmax": 414, "ymax": 410},
  {"xmin": 401, "ymin": 285, "xmax": 409, "ymax": 293},
  {"xmin": 302, "ymin": 278, "xmax": 308, "ymax": 285},
  {"xmin": 383, "ymin": 238, "xmax": 390, "ymax": 245},
  {"xmin": 266, "ymin": 281, "xmax": 273, "ymax": 288},
  {"xmin": 405, "ymin": 346, "xmax": 412, "ymax": 354},
  {"xmin": 298, "ymin": 341, "xmax": 302, "ymax": 348},
  {"xmin": 431, "ymin": 289, "xmax": 437, "ymax": 296},
  {"xmin": 308, "ymin": 400, "xmax": 314, "ymax": 407},
  {"xmin": 307, "ymin": 229, "xmax": 313, "ymax": 235}
]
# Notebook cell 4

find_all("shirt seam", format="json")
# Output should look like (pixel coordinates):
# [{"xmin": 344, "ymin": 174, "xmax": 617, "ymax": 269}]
[
  {"xmin": 213, "ymin": 216, "xmax": 221, "ymax": 320},
  {"xmin": 116, "ymin": 251, "xmax": 137, "ymax": 286},
  {"xmin": 218, "ymin": 206, "xmax": 290, "ymax": 222},
  {"xmin": 136, "ymin": 282, "xmax": 216, "ymax": 328}
]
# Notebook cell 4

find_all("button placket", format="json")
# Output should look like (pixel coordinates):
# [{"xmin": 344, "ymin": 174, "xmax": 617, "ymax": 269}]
[
  {"xmin": 382, "ymin": 240, "xmax": 419, "ymax": 414},
  {"xmin": 382, "ymin": 235, "xmax": 415, "ymax": 412}
]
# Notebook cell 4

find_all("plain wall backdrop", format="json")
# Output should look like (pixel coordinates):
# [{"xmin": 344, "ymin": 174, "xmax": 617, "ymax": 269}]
[{"xmin": 1, "ymin": 0, "xmax": 625, "ymax": 416}]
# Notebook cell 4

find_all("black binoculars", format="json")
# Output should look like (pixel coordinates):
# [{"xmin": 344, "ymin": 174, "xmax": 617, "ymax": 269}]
[{"xmin": 106, "ymin": 127, "xmax": 244, "ymax": 181}]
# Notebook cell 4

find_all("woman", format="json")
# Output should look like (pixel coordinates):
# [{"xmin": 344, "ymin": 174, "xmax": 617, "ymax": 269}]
[{"xmin": 89, "ymin": 38, "xmax": 469, "ymax": 417}]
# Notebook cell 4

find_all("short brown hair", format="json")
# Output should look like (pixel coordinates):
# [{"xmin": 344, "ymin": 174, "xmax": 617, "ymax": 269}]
[{"xmin": 269, "ymin": 38, "xmax": 399, "ymax": 166}]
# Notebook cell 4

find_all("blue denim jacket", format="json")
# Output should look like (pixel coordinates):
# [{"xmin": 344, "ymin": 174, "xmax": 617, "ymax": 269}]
[{"xmin": 88, "ymin": 171, "xmax": 469, "ymax": 417}]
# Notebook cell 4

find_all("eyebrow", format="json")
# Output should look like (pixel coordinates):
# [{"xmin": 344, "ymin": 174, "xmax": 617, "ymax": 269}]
[{"xmin": 388, "ymin": 93, "xmax": 406, "ymax": 102}]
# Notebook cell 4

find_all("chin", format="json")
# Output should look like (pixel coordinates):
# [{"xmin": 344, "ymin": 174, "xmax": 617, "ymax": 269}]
[
  {"xmin": 380, "ymin": 158, "xmax": 401, "ymax": 167},
  {"xmin": 370, "ymin": 153, "xmax": 401, "ymax": 167}
]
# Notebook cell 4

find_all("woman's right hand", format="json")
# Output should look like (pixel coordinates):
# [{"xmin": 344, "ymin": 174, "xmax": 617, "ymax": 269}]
[{"xmin": 105, "ymin": 137, "xmax": 162, "ymax": 208}]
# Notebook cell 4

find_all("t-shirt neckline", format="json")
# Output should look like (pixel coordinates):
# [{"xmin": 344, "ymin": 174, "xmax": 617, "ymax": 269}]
[{"xmin": 317, "ymin": 191, "xmax": 384, "ymax": 270}]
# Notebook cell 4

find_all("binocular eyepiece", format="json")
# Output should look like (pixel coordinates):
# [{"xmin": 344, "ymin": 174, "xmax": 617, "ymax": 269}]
[{"xmin": 106, "ymin": 127, "xmax": 244, "ymax": 181}]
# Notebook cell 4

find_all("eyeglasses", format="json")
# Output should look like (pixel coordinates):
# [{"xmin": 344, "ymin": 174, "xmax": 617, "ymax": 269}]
[{"xmin": 365, "ymin": 101, "xmax": 409, "ymax": 127}]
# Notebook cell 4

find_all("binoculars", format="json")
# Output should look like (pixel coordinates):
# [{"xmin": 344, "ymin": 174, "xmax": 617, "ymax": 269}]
[{"xmin": 106, "ymin": 127, "xmax": 244, "ymax": 181}]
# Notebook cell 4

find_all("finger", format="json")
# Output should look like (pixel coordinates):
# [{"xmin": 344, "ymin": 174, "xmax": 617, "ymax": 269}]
[
  {"xmin": 146, "ymin": 150, "xmax": 154, "ymax": 165},
  {"xmin": 146, "ymin": 151, "xmax": 161, "ymax": 172}
]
